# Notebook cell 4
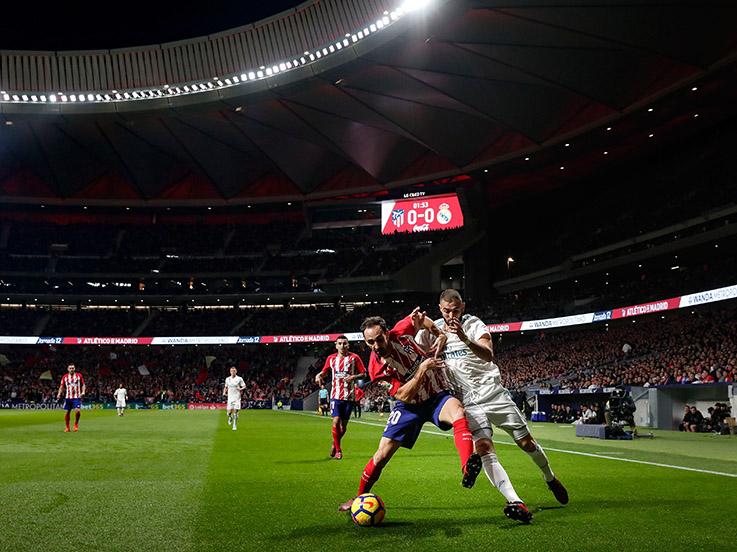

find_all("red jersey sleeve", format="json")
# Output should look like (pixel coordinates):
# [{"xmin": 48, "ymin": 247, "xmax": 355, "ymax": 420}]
[
  {"xmin": 60, "ymin": 374, "xmax": 67, "ymax": 386},
  {"xmin": 368, "ymin": 354, "xmax": 401, "ymax": 397},
  {"xmin": 79, "ymin": 373, "xmax": 85, "ymax": 386},
  {"xmin": 388, "ymin": 315, "xmax": 417, "ymax": 340},
  {"xmin": 320, "ymin": 355, "xmax": 332, "ymax": 378},
  {"xmin": 352, "ymin": 353, "xmax": 366, "ymax": 375}
]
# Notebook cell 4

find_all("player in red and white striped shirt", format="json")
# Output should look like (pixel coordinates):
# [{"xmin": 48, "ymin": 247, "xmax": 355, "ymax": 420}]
[
  {"xmin": 338, "ymin": 308, "xmax": 482, "ymax": 511},
  {"xmin": 56, "ymin": 363, "xmax": 86, "ymax": 432},
  {"xmin": 315, "ymin": 335, "xmax": 366, "ymax": 459}
]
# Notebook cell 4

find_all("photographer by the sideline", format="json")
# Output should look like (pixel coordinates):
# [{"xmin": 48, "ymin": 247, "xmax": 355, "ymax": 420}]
[{"xmin": 605, "ymin": 386, "xmax": 638, "ymax": 438}]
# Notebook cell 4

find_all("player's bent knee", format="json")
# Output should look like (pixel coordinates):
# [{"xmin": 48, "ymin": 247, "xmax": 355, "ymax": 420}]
[
  {"xmin": 516, "ymin": 435, "xmax": 536, "ymax": 452},
  {"xmin": 474, "ymin": 438, "xmax": 493, "ymax": 455},
  {"xmin": 439, "ymin": 397, "xmax": 466, "ymax": 423}
]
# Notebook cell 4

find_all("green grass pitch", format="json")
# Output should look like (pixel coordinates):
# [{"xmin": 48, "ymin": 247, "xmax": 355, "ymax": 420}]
[{"xmin": 1, "ymin": 409, "xmax": 736, "ymax": 551}]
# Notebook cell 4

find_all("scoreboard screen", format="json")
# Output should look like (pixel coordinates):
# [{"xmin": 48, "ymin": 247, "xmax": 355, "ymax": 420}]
[{"xmin": 380, "ymin": 193, "xmax": 464, "ymax": 235}]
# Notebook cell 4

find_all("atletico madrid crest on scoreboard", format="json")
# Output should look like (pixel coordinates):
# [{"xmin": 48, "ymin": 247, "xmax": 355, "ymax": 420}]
[{"xmin": 391, "ymin": 208, "xmax": 405, "ymax": 227}]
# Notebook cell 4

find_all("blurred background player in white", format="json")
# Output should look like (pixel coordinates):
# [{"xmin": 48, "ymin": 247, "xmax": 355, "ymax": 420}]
[
  {"xmin": 113, "ymin": 384, "xmax": 128, "ymax": 416},
  {"xmin": 56, "ymin": 363, "xmax": 85, "ymax": 432},
  {"xmin": 315, "ymin": 335, "xmax": 366, "ymax": 459},
  {"xmin": 419, "ymin": 289, "xmax": 568, "ymax": 511},
  {"xmin": 223, "ymin": 366, "xmax": 246, "ymax": 431}
]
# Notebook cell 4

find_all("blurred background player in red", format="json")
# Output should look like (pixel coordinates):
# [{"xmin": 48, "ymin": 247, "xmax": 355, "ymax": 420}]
[
  {"xmin": 56, "ymin": 363, "xmax": 85, "ymax": 432},
  {"xmin": 353, "ymin": 384, "xmax": 364, "ymax": 419},
  {"xmin": 315, "ymin": 335, "xmax": 366, "ymax": 459},
  {"xmin": 339, "ymin": 308, "xmax": 482, "ymax": 511}
]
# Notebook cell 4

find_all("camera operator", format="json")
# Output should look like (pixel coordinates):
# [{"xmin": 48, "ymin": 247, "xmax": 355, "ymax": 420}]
[{"xmin": 605, "ymin": 386, "xmax": 638, "ymax": 437}]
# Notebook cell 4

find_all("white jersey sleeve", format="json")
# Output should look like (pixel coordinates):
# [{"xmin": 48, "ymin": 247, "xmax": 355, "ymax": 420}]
[{"xmin": 466, "ymin": 317, "xmax": 491, "ymax": 342}]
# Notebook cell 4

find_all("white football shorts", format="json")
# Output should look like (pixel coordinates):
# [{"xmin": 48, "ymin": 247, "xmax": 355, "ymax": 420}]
[
  {"xmin": 464, "ymin": 385, "xmax": 530, "ymax": 442},
  {"xmin": 227, "ymin": 398, "xmax": 241, "ymax": 411}
]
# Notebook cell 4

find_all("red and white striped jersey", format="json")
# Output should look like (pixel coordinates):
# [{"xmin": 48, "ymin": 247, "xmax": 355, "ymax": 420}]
[
  {"xmin": 61, "ymin": 372, "xmax": 85, "ymax": 399},
  {"xmin": 320, "ymin": 352, "xmax": 366, "ymax": 401},
  {"xmin": 368, "ymin": 315, "xmax": 449, "ymax": 404}
]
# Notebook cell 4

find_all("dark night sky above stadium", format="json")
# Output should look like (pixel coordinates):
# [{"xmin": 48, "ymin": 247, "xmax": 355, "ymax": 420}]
[{"xmin": 0, "ymin": 1, "xmax": 305, "ymax": 51}]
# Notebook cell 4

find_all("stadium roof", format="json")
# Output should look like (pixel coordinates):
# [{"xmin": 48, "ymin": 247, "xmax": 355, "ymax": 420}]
[{"xmin": 0, "ymin": 0, "xmax": 736, "ymax": 206}]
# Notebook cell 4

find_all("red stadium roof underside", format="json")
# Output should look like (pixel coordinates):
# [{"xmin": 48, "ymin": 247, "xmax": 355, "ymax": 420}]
[{"xmin": 0, "ymin": 0, "xmax": 736, "ymax": 207}]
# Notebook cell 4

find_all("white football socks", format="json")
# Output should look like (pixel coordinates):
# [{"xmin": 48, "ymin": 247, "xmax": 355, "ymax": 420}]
[
  {"xmin": 528, "ymin": 443, "xmax": 555, "ymax": 482},
  {"xmin": 482, "ymin": 453, "xmax": 521, "ymax": 503}
]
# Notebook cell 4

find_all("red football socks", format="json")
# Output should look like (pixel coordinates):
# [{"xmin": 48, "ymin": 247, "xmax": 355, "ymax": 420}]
[
  {"xmin": 74, "ymin": 411, "xmax": 80, "ymax": 425},
  {"xmin": 332, "ymin": 426, "xmax": 341, "ymax": 452},
  {"xmin": 452, "ymin": 418, "xmax": 474, "ymax": 469},
  {"xmin": 358, "ymin": 458, "xmax": 384, "ymax": 495},
  {"xmin": 64, "ymin": 411, "xmax": 70, "ymax": 429}
]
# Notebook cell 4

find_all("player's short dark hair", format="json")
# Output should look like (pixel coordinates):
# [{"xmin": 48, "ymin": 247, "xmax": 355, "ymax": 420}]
[
  {"xmin": 439, "ymin": 289, "xmax": 463, "ymax": 303},
  {"xmin": 360, "ymin": 316, "xmax": 387, "ymax": 333},
  {"xmin": 336, "ymin": 335, "xmax": 348, "ymax": 342}
]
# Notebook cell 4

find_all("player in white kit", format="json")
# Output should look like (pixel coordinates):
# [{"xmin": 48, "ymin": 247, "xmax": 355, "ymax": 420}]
[
  {"xmin": 223, "ymin": 366, "xmax": 246, "ymax": 431},
  {"xmin": 113, "ymin": 384, "xmax": 127, "ymax": 416},
  {"xmin": 418, "ymin": 290, "xmax": 568, "ymax": 517}
]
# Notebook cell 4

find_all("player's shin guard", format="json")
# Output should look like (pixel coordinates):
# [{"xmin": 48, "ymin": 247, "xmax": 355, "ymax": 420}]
[
  {"xmin": 357, "ymin": 458, "xmax": 383, "ymax": 495},
  {"xmin": 332, "ymin": 425, "xmax": 341, "ymax": 452},
  {"xmin": 527, "ymin": 442, "xmax": 555, "ymax": 482},
  {"xmin": 64, "ymin": 411, "xmax": 70, "ymax": 429},
  {"xmin": 452, "ymin": 418, "xmax": 474, "ymax": 468},
  {"xmin": 482, "ymin": 453, "xmax": 521, "ymax": 503}
]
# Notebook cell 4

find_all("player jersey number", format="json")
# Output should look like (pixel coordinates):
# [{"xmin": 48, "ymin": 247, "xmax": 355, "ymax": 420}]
[{"xmin": 385, "ymin": 410, "xmax": 402, "ymax": 427}]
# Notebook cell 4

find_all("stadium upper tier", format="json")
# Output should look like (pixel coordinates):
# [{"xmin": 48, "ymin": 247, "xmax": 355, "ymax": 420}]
[{"xmin": 1, "ymin": 1, "xmax": 736, "ymax": 205}]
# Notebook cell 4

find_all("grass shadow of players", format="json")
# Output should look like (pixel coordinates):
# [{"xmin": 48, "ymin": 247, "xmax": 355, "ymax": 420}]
[
  {"xmin": 274, "ymin": 458, "xmax": 334, "ymax": 464},
  {"xmin": 275, "ymin": 514, "xmax": 518, "ymax": 543}
]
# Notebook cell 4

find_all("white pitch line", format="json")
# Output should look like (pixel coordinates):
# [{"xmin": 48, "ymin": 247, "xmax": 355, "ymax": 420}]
[{"xmin": 286, "ymin": 411, "xmax": 737, "ymax": 479}]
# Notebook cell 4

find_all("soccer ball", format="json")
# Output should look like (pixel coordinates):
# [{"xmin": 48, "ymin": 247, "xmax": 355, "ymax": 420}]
[{"xmin": 350, "ymin": 493, "xmax": 385, "ymax": 527}]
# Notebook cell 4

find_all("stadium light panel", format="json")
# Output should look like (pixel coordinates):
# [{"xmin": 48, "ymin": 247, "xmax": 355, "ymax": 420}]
[
  {"xmin": 1, "ymin": 2, "xmax": 406, "ymax": 106},
  {"xmin": 400, "ymin": 0, "xmax": 433, "ymax": 12}
]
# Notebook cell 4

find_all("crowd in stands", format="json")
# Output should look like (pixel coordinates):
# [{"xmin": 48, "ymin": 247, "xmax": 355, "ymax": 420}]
[
  {"xmin": 1, "ymin": 300, "xmax": 736, "ymax": 402},
  {"xmin": 0, "ymin": 344, "xmax": 306, "ymax": 405},
  {"xmin": 497, "ymin": 306, "xmax": 737, "ymax": 391}
]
